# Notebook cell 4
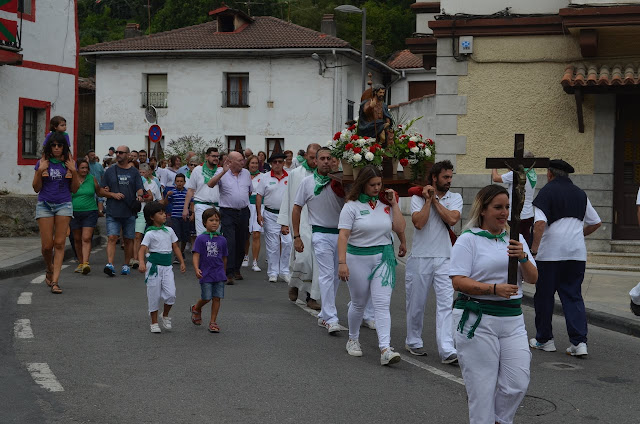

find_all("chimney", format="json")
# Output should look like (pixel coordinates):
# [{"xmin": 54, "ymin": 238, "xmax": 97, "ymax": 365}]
[
  {"xmin": 365, "ymin": 39, "xmax": 375, "ymax": 58},
  {"xmin": 124, "ymin": 23, "xmax": 142, "ymax": 39},
  {"xmin": 321, "ymin": 14, "xmax": 336, "ymax": 37}
]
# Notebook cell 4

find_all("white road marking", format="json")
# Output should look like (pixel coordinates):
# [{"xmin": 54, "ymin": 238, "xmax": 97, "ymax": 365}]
[
  {"xmin": 31, "ymin": 275, "xmax": 45, "ymax": 284},
  {"xmin": 61, "ymin": 265, "xmax": 69, "ymax": 270},
  {"xmin": 93, "ymin": 248, "xmax": 103, "ymax": 252},
  {"xmin": 294, "ymin": 298, "xmax": 465, "ymax": 386},
  {"xmin": 26, "ymin": 363, "xmax": 64, "ymax": 392},
  {"xmin": 17, "ymin": 292, "xmax": 32, "ymax": 305},
  {"xmin": 14, "ymin": 319, "xmax": 34, "ymax": 339}
]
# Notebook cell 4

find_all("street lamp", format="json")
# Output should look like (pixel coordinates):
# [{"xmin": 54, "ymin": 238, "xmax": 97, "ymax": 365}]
[{"xmin": 335, "ymin": 4, "xmax": 366, "ymax": 93}]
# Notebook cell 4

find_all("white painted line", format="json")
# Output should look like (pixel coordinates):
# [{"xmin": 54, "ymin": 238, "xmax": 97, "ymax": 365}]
[
  {"xmin": 14, "ymin": 319, "xmax": 34, "ymax": 339},
  {"xmin": 26, "ymin": 363, "xmax": 64, "ymax": 392},
  {"xmin": 61, "ymin": 265, "xmax": 69, "ymax": 270},
  {"xmin": 294, "ymin": 298, "xmax": 465, "ymax": 387},
  {"xmin": 94, "ymin": 248, "xmax": 103, "ymax": 252},
  {"xmin": 17, "ymin": 292, "xmax": 32, "ymax": 305},
  {"xmin": 31, "ymin": 275, "xmax": 45, "ymax": 284}
]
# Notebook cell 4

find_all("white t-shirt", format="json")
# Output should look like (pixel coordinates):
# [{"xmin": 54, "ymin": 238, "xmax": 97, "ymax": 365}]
[
  {"xmin": 636, "ymin": 187, "xmax": 640, "ymax": 205},
  {"xmin": 410, "ymin": 191, "xmax": 463, "ymax": 258},
  {"xmin": 450, "ymin": 228, "xmax": 535, "ymax": 301},
  {"xmin": 141, "ymin": 227, "xmax": 178, "ymax": 254},
  {"xmin": 141, "ymin": 177, "xmax": 162, "ymax": 209},
  {"xmin": 160, "ymin": 167, "xmax": 178, "ymax": 188},
  {"xmin": 534, "ymin": 198, "xmax": 600, "ymax": 261},
  {"xmin": 338, "ymin": 200, "xmax": 393, "ymax": 247},
  {"xmin": 251, "ymin": 174, "xmax": 261, "ymax": 195},
  {"xmin": 293, "ymin": 175, "xmax": 344, "ymax": 228},
  {"xmin": 256, "ymin": 171, "xmax": 289, "ymax": 210},
  {"xmin": 185, "ymin": 165, "xmax": 222, "ymax": 204},
  {"xmin": 501, "ymin": 171, "xmax": 535, "ymax": 220}
]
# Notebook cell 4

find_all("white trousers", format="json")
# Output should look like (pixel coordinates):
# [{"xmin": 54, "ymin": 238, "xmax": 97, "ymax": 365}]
[
  {"xmin": 453, "ymin": 309, "xmax": 531, "ymax": 424},
  {"xmin": 312, "ymin": 232, "xmax": 340, "ymax": 323},
  {"xmin": 405, "ymin": 256, "xmax": 456, "ymax": 360},
  {"xmin": 145, "ymin": 264, "xmax": 176, "ymax": 313},
  {"xmin": 346, "ymin": 252, "xmax": 393, "ymax": 349},
  {"xmin": 248, "ymin": 204, "xmax": 264, "ymax": 233},
  {"xmin": 263, "ymin": 210, "xmax": 291, "ymax": 278},
  {"xmin": 347, "ymin": 299, "xmax": 375, "ymax": 321},
  {"xmin": 194, "ymin": 203, "xmax": 215, "ymax": 236}
]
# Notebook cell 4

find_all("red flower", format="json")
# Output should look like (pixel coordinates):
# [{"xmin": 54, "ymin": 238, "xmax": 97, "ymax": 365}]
[
  {"xmin": 399, "ymin": 134, "xmax": 407, "ymax": 139},
  {"xmin": 348, "ymin": 124, "xmax": 356, "ymax": 131},
  {"xmin": 350, "ymin": 134, "xmax": 359, "ymax": 141},
  {"xmin": 408, "ymin": 141, "xmax": 417, "ymax": 149},
  {"xmin": 345, "ymin": 143, "xmax": 354, "ymax": 151},
  {"xmin": 353, "ymin": 147, "xmax": 362, "ymax": 154},
  {"xmin": 333, "ymin": 132, "xmax": 341, "ymax": 141},
  {"xmin": 363, "ymin": 136, "xmax": 370, "ymax": 140},
  {"xmin": 427, "ymin": 138, "xmax": 434, "ymax": 145},
  {"xmin": 400, "ymin": 158, "xmax": 409, "ymax": 167},
  {"xmin": 418, "ymin": 143, "xmax": 425, "ymax": 148},
  {"xmin": 369, "ymin": 145, "xmax": 377, "ymax": 153}
]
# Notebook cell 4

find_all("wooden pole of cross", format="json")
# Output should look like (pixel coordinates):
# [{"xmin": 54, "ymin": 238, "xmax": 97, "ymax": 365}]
[{"xmin": 485, "ymin": 134, "xmax": 549, "ymax": 285}]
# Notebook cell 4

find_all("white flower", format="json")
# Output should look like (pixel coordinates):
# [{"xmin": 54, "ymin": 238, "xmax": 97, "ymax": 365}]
[
  {"xmin": 352, "ymin": 153, "xmax": 362, "ymax": 163},
  {"xmin": 424, "ymin": 148, "xmax": 431, "ymax": 157},
  {"xmin": 410, "ymin": 146, "xmax": 419, "ymax": 154},
  {"xmin": 326, "ymin": 140, "xmax": 334, "ymax": 146},
  {"xmin": 364, "ymin": 151, "xmax": 374, "ymax": 161},
  {"xmin": 409, "ymin": 136, "xmax": 418, "ymax": 142},
  {"xmin": 409, "ymin": 158, "xmax": 418, "ymax": 165},
  {"xmin": 357, "ymin": 138, "xmax": 367, "ymax": 146}
]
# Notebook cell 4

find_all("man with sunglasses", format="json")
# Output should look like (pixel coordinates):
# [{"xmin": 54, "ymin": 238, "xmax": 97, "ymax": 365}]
[
  {"xmin": 101, "ymin": 145, "xmax": 145, "ymax": 277},
  {"xmin": 177, "ymin": 151, "xmax": 197, "ymax": 175},
  {"xmin": 183, "ymin": 147, "xmax": 222, "ymax": 236}
]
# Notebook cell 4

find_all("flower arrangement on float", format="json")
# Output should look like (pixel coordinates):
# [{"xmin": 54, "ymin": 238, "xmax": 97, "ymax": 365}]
[{"xmin": 393, "ymin": 133, "xmax": 435, "ymax": 181}]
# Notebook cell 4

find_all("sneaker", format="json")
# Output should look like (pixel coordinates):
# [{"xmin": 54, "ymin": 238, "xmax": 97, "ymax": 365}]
[
  {"xmin": 281, "ymin": 274, "xmax": 291, "ymax": 284},
  {"xmin": 566, "ymin": 342, "xmax": 588, "ymax": 357},
  {"xmin": 288, "ymin": 287, "xmax": 298, "ymax": 302},
  {"xmin": 346, "ymin": 339, "xmax": 363, "ymax": 357},
  {"xmin": 317, "ymin": 318, "xmax": 329, "ymax": 330},
  {"xmin": 129, "ymin": 259, "xmax": 139, "ymax": 269},
  {"xmin": 442, "ymin": 353, "xmax": 458, "ymax": 365},
  {"xmin": 103, "ymin": 263, "xmax": 115, "ymax": 277},
  {"xmin": 150, "ymin": 323, "xmax": 161, "ymax": 333},
  {"xmin": 268, "ymin": 275, "xmax": 277, "ymax": 283},
  {"xmin": 82, "ymin": 263, "xmax": 91, "ymax": 275},
  {"xmin": 121, "ymin": 265, "xmax": 130, "ymax": 275},
  {"xmin": 173, "ymin": 258, "xmax": 180, "ymax": 265},
  {"xmin": 529, "ymin": 338, "xmax": 557, "ymax": 352},
  {"xmin": 362, "ymin": 319, "xmax": 376, "ymax": 330},
  {"xmin": 380, "ymin": 347, "xmax": 401, "ymax": 366},
  {"xmin": 161, "ymin": 315, "xmax": 172, "ymax": 330},
  {"xmin": 252, "ymin": 261, "xmax": 262, "ymax": 272},
  {"xmin": 327, "ymin": 322, "xmax": 341, "ymax": 334},
  {"xmin": 405, "ymin": 345, "xmax": 427, "ymax": 356},
  {"xmin": 242, "ymin": 255, "xmax": 249, "ymax": 267},
  {"xmin": 74, "ymin": 263, "xmax": 84, "ymax": 273}
]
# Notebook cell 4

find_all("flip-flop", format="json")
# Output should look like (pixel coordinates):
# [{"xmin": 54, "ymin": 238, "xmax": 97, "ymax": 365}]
[
  {"xmin": 208, "ymin": 322, "xmax": 220, "ymax": 333},
  {"xmin": 190, "ymin": 305, "xmax": 202, "ymax": 325},
  {"xmin": 50, "ymin": 283, "xmax": 62, "ymax": 294},
  {"xmin": 44, "ymin": 271, "xmax": 54, "ymax": 287}
]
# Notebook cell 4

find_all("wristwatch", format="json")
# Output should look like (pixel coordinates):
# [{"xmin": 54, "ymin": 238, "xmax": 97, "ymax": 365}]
[
  {"xmin": 293, "ymin": 235, "xmax": 300, "ymax": 239},
  {"xmin": 518, "ymin": 253, "xmax": 529, "ymax": 263}
]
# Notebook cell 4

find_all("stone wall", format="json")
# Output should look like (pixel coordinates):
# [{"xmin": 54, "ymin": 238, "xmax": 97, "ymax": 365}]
[{"xmin": 0, "ymin": 195, "xmax": 39, "ymax": 236}]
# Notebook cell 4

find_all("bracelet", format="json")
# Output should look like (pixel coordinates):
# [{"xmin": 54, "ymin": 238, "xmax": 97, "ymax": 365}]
[
  {"xmin": 493, "ymin": 284, "xmax": 496, "ymax": 295},
  {"xmin": 339, "ymin": 262, "xmax": 346, "ymax": 264},
  {"xmin": 293, "ymin": 235, "xmax": 300, "ymax": 239}
]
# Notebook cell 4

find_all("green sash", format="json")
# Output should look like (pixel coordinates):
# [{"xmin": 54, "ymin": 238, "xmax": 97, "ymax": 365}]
[
  {"xmin": 313, "ymin": 168, "xmax": 331, "ymax": 196},
  {"xmin": 265, "ymin": 207, "xmax": 279, "ymax": 214},
  {"xmin": 302, "ymin": 160, "xmax": 313, "ymax": 172},
  {"xmin": 524, "ymin": 168, "xmax": 537, "ymax": 188},
  {"xmin": 462, "ymin": 229, "xmax": 508, "ymax": 243},
  {"xmin": 145, "ymin": 252, "xmax": 172, "ymax": 284},
  {"xmin": 250, "ymin": 194, "xmax": 257, "ymax": 204},
  {"xmin": 145, "ymin": 225, "xmax": 168, "ymax": 233},
  {"xmin": 202, "ymin": 231, "xmax": 222, "ymax": 239},
  {"xmin": 455, "ymin": 294, "xmax": 522, "ymax": 339},
  {"xmin": 347, "ymin": 244, "xmax": 397, "ymax": 288},
  {"xmin": 311, "ymin": 225, "xmax": 339, "ymax": 234},
  {"xmin": 357, "ymin": 193, "xmax": 378, "ymax": 203},
  {"xmin": 202, "ymin": 164, "xmax": 218, "ymax": 184}
]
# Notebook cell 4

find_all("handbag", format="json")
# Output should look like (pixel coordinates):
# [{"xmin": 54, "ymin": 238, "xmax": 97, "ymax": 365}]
[{"xmin": 115, "ymin": 166, "xmax": 142, "ymax": 215}]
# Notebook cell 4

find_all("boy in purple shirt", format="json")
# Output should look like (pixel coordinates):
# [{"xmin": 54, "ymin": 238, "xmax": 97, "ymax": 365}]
[{"xmin": 190, "ymin": 208, "xmax": 228, "ymax": 333}]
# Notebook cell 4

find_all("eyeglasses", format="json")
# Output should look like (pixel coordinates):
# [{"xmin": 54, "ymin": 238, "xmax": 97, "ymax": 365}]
[
  {"xmin": 50, "ymin": 143, "xmax": 64, "ymax": 148},
  {"xmin": 115, "ymin": 151, "xmax": 128, "ymax": 155},
  {"xmin": 209, "ymin": 155, "xmax": 220, "ymax": 158},
  {"xmin": 272, "ymin": 160, "xmax": 284, "ymax": 164},
  {"xmin": 188, "ymin": 163, "xmax": 197, "ymax": 167}
]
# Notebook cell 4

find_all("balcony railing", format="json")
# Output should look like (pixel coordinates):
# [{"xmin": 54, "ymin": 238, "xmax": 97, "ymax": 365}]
[
  {"xmin": 141, "ymin": 92, "xmax": 168, "ymax": 108},
  {"xmin": 221, "ymin": 91, "xmax": 250, "ymax": 108}
]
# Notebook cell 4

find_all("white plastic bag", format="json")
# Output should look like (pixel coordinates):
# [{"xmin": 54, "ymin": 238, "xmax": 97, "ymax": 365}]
[{"xmin": 630, "ymin": 282, "xmax": 640, "ymax": 306}]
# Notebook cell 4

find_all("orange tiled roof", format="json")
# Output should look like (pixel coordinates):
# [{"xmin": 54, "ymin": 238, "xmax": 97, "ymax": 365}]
[
  {"xmin": 81, "ymin": 16, "xmax": 350, "ymax": 53},
  {"xmin": 561, "ymin": 63, "xmax": 640, "ymax": 88},
  {"xmin": 387, "ymin": 49, "xmax": 423, "ymax": 69}
]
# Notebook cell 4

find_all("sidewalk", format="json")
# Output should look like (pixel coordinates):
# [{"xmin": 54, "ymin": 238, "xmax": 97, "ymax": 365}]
[{"xmin": 394, "ymin": 215, "xmax": 640, "ymax": 338}]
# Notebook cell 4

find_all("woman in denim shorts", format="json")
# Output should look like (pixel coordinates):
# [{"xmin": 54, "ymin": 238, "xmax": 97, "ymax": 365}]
[
  {"xmin": 70, "ymin": 159, "xmax": 106, "ymax": 275},
  {"xmin": 32, "ymin": 132, "xmax": 80, "ymax": 294}
]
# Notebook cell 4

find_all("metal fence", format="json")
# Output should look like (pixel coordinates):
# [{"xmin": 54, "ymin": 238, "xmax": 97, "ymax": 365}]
[{"xmin": 141, "ymin": 92, "xmax": 168, "ymax": 108}]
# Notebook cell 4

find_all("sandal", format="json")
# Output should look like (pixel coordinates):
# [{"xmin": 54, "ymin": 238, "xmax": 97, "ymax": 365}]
[
  {"xmin": 50, "ymin": 283, "xmax": 62, "ymax": 294},
  {"xmin": 208, "ymin": 322, "xmax": 220, "ymax": 333},
  {"xmin": 44, "ymin": 271, "xmax": 54, "ymax": 287},
  {"xmin": 190, "ymin": 305, "xmax": 202, "ymax": 325}
]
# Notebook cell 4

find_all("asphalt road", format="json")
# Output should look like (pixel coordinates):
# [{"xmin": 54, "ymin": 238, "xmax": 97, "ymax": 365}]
[{"xmin": 2, "ymin": 244, "xmax": 640, "ymax": 423}]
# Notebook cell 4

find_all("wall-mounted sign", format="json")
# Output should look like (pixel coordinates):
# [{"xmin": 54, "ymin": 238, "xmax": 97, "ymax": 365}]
[
  {"xmin": 99, "ymin": 122, "xmax": 114, "ymax": 131},
  {"xmin": 148, "ymin": 125, "xmax": 162, "ymax": 143}
]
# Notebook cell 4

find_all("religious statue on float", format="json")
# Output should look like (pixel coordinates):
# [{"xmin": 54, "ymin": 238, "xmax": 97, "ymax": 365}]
[{"xmin": 356, "ymin": 81, "xmax": 394, "ymax": 148}]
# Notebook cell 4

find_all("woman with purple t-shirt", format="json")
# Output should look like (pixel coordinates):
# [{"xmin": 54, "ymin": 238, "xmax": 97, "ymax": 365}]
[{"xmin": 32, "ymin": 132, "xmax": 80, "ymax": 294}]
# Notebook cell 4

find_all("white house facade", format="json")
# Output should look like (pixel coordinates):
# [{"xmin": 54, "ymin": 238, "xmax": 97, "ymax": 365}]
[
  {"xmin": 0, "ymin": 0, "xmax": 78, "ymax": 195},
  {"xmin": 81, "ymin": 8, "xmax": 398, "ymax": 159}
]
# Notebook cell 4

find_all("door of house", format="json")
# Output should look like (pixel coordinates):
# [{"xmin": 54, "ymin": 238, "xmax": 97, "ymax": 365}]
[{"xmin": 613, "ymin": 95, "xmax": 640, "ymax": 239}]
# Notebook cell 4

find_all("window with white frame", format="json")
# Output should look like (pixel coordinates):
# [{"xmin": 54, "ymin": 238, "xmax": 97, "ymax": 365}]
[
  {"xmin": 142, "ymin": 74, "xmax": 168, "ymax": 108},
  {"xmin": 223, "ymin": 73, "xmax": 249, "ymax": 107}
]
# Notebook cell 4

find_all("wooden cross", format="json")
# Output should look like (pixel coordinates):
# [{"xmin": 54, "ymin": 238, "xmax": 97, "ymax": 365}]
[{"xmin": 485, "ymin": 134, "xmax": 550, "ymax": 285}]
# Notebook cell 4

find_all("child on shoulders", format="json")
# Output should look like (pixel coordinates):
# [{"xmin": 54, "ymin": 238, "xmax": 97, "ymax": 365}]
[
  {"xmin": 190, "ymin": 208, "xmax": 228, "ymax": 333},
  {"xmin": 138, "ymin": 201, "xmax": 186, "ymax": 333}
]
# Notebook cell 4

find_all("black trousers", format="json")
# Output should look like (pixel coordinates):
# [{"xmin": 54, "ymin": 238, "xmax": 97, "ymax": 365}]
[
  {"xmin": 220, "ymin": 206, "xmax": 250, "ymax": 276},
  {"xmin": 534, "ymin": 260, "xmax": 587, "ymax": 346}
]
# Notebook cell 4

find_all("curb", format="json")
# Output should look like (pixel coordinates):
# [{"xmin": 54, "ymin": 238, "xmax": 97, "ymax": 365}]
[
  {"xmin": 521, "ymin": 292, "xmax": 640, "ymax": 339},
  {"xmin": 0, "ymin": 236, "xmax": 105, "ymax": 281}
]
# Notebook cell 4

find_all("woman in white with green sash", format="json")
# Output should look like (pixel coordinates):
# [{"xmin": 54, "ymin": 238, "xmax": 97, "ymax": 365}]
[
  {"xmin": 337, "ymin": 165, "xmax": 407, "ymax": 366},
  {"xmin": 450, "ymin": 185, "xmax": 538, "ymax": 424}
]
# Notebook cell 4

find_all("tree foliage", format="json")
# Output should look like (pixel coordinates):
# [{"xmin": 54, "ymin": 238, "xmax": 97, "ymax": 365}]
[{"xmin": 165, "ymin": 134, "xmax": 223, "ymax": 161}]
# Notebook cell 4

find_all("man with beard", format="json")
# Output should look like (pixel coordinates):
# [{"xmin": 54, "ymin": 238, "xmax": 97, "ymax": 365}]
[
  {"xmin": 277, "ymin": 143, "xmax": 322, "ymax": 310},
  {"xmin": 356, "ymin": 84, "xmax": 393, "ymax": 147},
  {"xmin": 405, "ymin": 160, "xmax": 462, "ymax": 364},
  {"xmin": 183, "ymin": 148, "xmax": 222, "ymax": 236}
]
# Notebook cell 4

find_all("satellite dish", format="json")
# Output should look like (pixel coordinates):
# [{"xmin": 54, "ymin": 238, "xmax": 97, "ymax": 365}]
[{"xmin": 145, "ymin": 105, "xmax": 158, "ymax": 124}]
